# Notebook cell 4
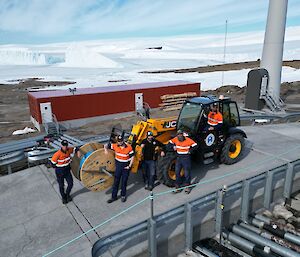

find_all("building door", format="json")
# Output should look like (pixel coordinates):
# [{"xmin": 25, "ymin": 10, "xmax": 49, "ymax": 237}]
[
  {"xmin": 135, "ymin": 93, "xmax": 143, "ymax": 112},
  {"xmin": 40, "ymin": 102, "xmax": 53, "ymax": 123}
]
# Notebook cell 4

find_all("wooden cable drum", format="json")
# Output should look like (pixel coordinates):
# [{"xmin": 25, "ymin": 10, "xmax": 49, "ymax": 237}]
[
  {"xmin": 80, "ymin": 149, "xmax": 115, "ymax": 192},
  {"xmin": 70, "ymin": 142, "xmax": 104, "ymax": 180}
]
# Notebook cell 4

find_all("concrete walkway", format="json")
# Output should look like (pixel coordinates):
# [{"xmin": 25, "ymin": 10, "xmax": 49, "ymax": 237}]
[{"xmin": 0, "ymin": 123, "xmax": 299, "ymax": 257}]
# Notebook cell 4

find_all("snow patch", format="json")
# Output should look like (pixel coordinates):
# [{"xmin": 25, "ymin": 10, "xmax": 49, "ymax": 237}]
[{"xmin": 59, "ymin": 44, "xmax": 122, "ymax": 68}]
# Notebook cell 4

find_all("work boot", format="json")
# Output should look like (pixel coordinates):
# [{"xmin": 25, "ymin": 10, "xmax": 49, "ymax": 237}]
[
  {"xmin": 172, "ymin": 186, "xmax": 182, "ymax": 194},
  {"xmin": 62, "ymin": 197, "xmax": 67, "ymax": 204},
  {"xmin": 185, "ymin": 188, "xmax": 191, "ymax": 194},
  {"xmin": 121, "ymin": 196, "xmax": 127, "ymax": 202},
  {"xmin": 107, "ymin": 198, "xmax": 117, "ymax": 204},
  {"xmin": 67, "ymin": 195, "xmax": 72, "ymax": 202}
]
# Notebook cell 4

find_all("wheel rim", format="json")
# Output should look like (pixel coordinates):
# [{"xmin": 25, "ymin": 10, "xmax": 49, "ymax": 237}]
[
  {"xmin": 228, "ymin": 139, "xmax": 242, "ymax": 159},
  {"xmin": 168, "ymin": 160, "xmax": 184, "ymax": 181}
]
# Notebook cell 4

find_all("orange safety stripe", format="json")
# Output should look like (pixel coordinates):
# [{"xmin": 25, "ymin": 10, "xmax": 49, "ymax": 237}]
[
  {"xmin": 112, "ymin": 143, "xmax": 134, "ymax": 162},
  {"xmin": 170, "ymin": 137, "xmax": 197, "ymax": 155}
]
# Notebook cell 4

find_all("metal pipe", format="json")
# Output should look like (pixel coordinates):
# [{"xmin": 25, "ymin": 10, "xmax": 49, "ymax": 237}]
[
  {"xmin": 224, "ymin": 232, "xmax": 278, "ymax": 257},
  {"xmin": 260, "ymin": 0, "xmax": 288, "ymax": 106},
  {"xmin": 250, "ymin": 218, "xmax": 300, "ymax": 247},
  {"xmin": 232, "ymin": 225, "xmax": 299, "ymax": 257},
  {"xmin": 247, "ymin": 219, "xmax": 300, "ymax": 253},
  {"xmin": 193, "ymin": 245, "xmax": 219, "ymax": 257},
  {"xmin": 238, "ymin": 221, "xmax": 262, "ymax": 234},
  {"xmin": 254, "ymin": 214, "xmax": 300, "ymax": 237},
  {"xmin": 253, "ymin": 214, "xmax": 271, "ymax": 224},
  {"xmin": 285, "ymin": 233, "xmax": 300, "ymax": 247},
  {"xmin": 251, "ymin": 218, "xmax": 265, "ymax": 229},
  {"xmin": 223, "ymin": 231, "xmax": 255, "ymax": 254}
]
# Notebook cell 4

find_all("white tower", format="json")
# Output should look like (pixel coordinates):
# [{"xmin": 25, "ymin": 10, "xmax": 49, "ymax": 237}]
[{"xmin": 260, "ymin": 0, "xmax": 288, "ymax": 107}]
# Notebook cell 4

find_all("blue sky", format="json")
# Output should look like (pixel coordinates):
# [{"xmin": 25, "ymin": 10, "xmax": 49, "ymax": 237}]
[{"xmin": 0, "ymin": 0, "xmax": 299, "ymax": 44}]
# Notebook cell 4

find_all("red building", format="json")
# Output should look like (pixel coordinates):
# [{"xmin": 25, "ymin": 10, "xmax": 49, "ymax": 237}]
[{"xmin": 28, "ymin": 80, "xmax": 201, "ymax": 130}]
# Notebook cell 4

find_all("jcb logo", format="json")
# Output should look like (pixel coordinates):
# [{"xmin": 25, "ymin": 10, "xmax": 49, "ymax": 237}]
[{"xmin": 163, "ymin": 120, "xmax": 177, "ymax": 128}]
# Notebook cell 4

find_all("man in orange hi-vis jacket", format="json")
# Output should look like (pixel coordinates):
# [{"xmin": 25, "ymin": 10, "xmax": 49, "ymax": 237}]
[
  {"xmin": 51, "ymin": 140, "xmax": 76, "ymax": 204},
  {"xmin": 169, "ymin": 130, "xmax": 197, "ymax": 194},
  {"xmin": 207, "ymin": 102, "xmax": 223, "ymax": 131},
  {"xmin": 105, "ymin": 135, "xmax": 135, "ymax": 203}
]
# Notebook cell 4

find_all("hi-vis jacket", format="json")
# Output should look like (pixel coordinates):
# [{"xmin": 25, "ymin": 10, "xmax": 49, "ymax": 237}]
[
  {"xmin": 170, "ymin": 137, "xmax": 197, "ymax": 155},
  {"xmin": 208, "ymin": 111, "xmax": 223, "ymax": 126},
  {"xmin": 51, "ymin": 147, "xmax": 74, "ymax": 168},
  {"xmin": 111, "ymin": 143, "xmax": 134, "ymax": 163}
]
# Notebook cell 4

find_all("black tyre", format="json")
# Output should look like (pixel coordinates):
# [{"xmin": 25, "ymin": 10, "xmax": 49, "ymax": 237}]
[
  {"xmin": 157, "ymin": 152, "xmax": 182, "ymax": 187},
  {"xmin": 220, "ymin": 133, "xmax": 245, "ymax": 165}
]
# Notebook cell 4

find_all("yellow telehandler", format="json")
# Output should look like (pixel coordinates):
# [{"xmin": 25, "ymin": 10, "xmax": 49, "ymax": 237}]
[{"xmin": 71, "ymin": 96, "xmax": 246, "ymax": 191}]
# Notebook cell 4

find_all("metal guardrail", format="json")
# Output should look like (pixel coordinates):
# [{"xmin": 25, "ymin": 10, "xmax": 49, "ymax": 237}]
[
  {"xmin": 0, "ymin": 150, "xmax": 25, "ymax": 166},
  {"xmin": 91, "ymin": 159, "xmax": 300, "ymax": 257},
  {"xmin": 0, "ymin": 134, "xmax": 46, "ymax": 155},
  {"xmin": 0, "ymin": 133, "xmax": 110, "ymax": 173},
  {"xmin": 240, "ymin": 112, "xmax": 300, "ymax": 122}
]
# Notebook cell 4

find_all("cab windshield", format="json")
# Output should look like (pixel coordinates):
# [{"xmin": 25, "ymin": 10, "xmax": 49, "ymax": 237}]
[{"xmin": 177, "ymin": 102, "xmax": 203, "ymax": 134}]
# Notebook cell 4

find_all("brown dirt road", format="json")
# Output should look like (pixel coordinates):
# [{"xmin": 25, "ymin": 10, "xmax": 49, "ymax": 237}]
[{"xmin": 141, "ymin": 60, "xmax": 300, "ymax": 74}]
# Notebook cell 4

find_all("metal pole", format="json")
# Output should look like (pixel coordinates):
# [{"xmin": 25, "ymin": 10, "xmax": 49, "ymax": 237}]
[
  {"xmin": 184, "ymin": 203, "xmax": 193, "ymax": 251},
  {"xmin": 240, "ymin": 180, "xmax": 251, "ymax": 223},
  {"xmin": 150, "ymin": 191, "xmax": 154, "ymax": 219},
  {"xmin": 260, "ymin": 0, "xmax": 288, "ymax": 105},
  {"xmin": 215, "ymin": 185, "xmax": 227, "ymax": 245},
  {"xmin": 283, "ymin": 163, "xmax": 295, "ymax": 205},
  {"xmin": 148, "ymin": 191, "xmax": 156, "ymax": 256},
  {"xmin": 221, "ymin": 19, "xmax": 228, "ymax": 87},
  {"xmin": 148, "ymin": 218, "xmax": 157, "ymax": 257},
  {"xmin": 264, "ymin": 170, "xmax": 274, "ymax": 209}
]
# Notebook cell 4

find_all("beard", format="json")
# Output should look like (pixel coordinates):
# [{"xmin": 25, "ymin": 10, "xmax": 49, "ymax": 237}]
[{"xmin": 178, "ymin": 135, "xmax": 185, "ymax": 142}]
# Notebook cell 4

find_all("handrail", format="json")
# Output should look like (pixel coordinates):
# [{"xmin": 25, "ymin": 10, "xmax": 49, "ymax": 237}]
[
  {"xmin": 262, "ymin": 88, "xmax": 285, "ymax": 112},
  {"xmin": 52, "ymin": 113, "xmax": 60, "ymax": 134}
]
